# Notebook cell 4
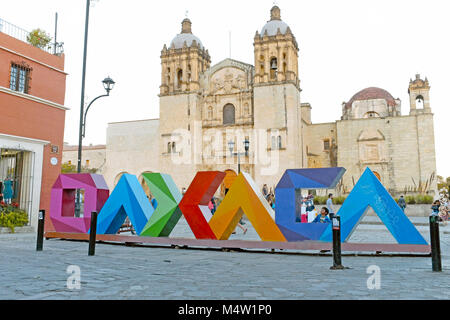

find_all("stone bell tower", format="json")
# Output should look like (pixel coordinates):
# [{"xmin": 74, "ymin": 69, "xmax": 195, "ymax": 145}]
[
  {"xmin": 252, "ymin": 6, "xmax": 304, "ymax": 189},
  {"xmin": 160, "ymin": 18, "xmax": 211, "ymax": 95},
  {"xmin": 408, "ymin": 74, "xmax": 431, "ymax": 115},
  {"xmin": 253, "ymin": 6, "xmax": 299, "ymax": 87}
]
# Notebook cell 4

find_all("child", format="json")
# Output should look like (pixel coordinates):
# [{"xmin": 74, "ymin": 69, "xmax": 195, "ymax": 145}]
[{"xmin": 313, "ymin": 207, "xmax": 331, "ymax": 224}]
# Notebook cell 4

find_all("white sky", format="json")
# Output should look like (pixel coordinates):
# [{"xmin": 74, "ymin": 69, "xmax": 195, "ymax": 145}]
[{"xmin": 2, "ymin": 0, "xmax": 450, "ymax": 177}]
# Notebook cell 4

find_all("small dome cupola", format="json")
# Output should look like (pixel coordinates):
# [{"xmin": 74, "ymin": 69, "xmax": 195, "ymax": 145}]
[
  {"xmin": 342, "ymin": 87, "xmax": 401, "ymax": 120},
  {"xmin": 270, "ymin": 5, "xmax": 281, "ymax": 20},
  {"xmin": 170, "ymin": 18, "xmax": 204, "ymax": 49},
  {"xmin": 161, "ymin": 15, "xmax": 211, "ymax": 96},
  {"xmin": 260, "ymin": 6, "xmax": 290, "ymax": 37},
  {"xmin": 181, "ymin": 18, "xmax": 192, "ymax": 34}
]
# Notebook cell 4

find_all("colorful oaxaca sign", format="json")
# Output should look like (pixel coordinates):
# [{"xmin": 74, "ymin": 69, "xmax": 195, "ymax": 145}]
[
  {"xmin": 49, "ymin": 167, "xmax": 428, "ymax": 245},
  {"xmin": 275, "ymin": 167, "xmax": 346, "ymax": 241},
  {"xmin": 49, "ymin": 173, "xmax": 109, "ymax": 233},
  {"xmin": 96, "ymin": 174, "xmax": 154, "ymax": 235},
  {"xmin": 140, "ymin": 173, "xmax": 183, "ymax": 237},
  {"xmin": 320, "ymin": 168, "xmax": 428, "ymax": 245}
]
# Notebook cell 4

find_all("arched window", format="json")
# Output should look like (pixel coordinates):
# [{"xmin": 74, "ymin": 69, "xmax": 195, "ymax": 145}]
[
  {"xmin": 416, "ymin": 95, "xmax": 424, "ymax": 109},
  {"xmin": 223, "ymin": 104, "xmax": 235, "ymax": 125},
  {"xmin": 270, "ymin": 57, "xmax": 278, "ymax": 80},
  {"xmin": 187, "ymin": 65, "xmax": 192, "ymax": 82},
  {"xmin": 172, "ymin": 142, "xmax": 176, "ymax": 153},
  {"xmin": 177, "ymin": 69, "xmax": 183, "ymax": 89},
  {"xmin": 167, "ymin": 142, "xmax": 172, "ymax": 153}
]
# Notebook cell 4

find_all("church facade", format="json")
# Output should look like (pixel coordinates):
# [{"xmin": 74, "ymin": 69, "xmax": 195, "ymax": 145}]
[{"xmin": 97, "ymin": 6, "xmax": 437, "ymax": 197}]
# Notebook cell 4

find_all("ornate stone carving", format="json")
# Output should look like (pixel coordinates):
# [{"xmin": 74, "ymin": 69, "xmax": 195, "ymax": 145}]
[{"xmin": 210, "ymin": 67, "xmax": 247, "ymax": 95}]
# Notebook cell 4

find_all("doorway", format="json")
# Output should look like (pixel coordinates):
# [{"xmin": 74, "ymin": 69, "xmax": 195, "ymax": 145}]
[{"xmin": 0, "ymin": 148, "xmax": 34, "ymax": 224}]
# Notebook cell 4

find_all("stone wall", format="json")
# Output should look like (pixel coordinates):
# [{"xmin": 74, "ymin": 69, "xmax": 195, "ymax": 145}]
[
  {"xmin": 62, "ymin": 145, "xmax": 106, "ymax": 173},
  {"xmin": 304, "ymin": 122, "xmax": 337, "ymax": 169},
  {"xmin": 103, "ymin": 119, "xmax": 160, "ymax": 189},
  {"xmin": 335, "ymin": 114, "xmax": 437, "ymax": 196}
]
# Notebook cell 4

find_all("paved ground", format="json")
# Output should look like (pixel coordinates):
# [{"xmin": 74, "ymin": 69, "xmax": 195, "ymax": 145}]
[{"xmin": 0, "ymin": 218, "xmax": 449, "ymax": 300}]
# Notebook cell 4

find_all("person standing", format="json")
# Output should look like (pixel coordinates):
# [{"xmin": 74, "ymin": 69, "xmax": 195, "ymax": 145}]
[
  {"xmin": 398, "ymin": 195, "xmax": 407, "ymax": 213},
  {"xmin": 262, "ymin": 184, "xmax": 269, "ymax": 200},
  {"xmin": 326, "ymin": 193, "xmax": 335, "ymax": 220},
  {"xmin": 431, "ymin": 200, "xmax": 441, "ymax": 218}
]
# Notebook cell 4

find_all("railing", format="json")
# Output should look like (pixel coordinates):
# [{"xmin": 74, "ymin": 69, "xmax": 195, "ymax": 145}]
[{"xmin": 0, "ymin": 18, "xmax": 63, "ymax": 55}]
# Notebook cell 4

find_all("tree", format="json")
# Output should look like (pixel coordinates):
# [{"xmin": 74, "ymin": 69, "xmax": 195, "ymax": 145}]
[
  {"xmin": 61, "ymin": 162, "xmax": 99, "ymax": 174},
  {"xmin": 27, "ymin": 28, "xmax": 52, "ymax": 49},
  {"xmin": 61, "ymin": 162, "xmax": 76, "ymax": 174}
]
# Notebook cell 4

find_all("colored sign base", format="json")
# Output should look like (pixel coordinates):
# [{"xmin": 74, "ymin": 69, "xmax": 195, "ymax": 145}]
[{"xmin": 44, "ymin": 232, "xmax": 431, "ymax": 255}]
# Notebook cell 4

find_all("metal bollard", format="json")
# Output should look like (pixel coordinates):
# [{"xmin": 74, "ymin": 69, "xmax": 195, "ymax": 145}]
[
  {"xmin": 429, "ymin": 215, "xmax": 442, "ymax": 272},
  {"xmin": 88, "ymin": 211, "xmax": 98, "ymax": 256},
  {"xmin": 36, "ymin": 210, "xmax": 45, "ymax": 251},
  {"xmin": 330, "ymin": 216, "xmax": 345, "ymax": 270}
]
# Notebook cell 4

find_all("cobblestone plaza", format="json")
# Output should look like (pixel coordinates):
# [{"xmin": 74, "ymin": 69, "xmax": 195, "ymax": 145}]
[{"xmin": 0, "ymin": 218, "xmax": 448, "ymax": 300}]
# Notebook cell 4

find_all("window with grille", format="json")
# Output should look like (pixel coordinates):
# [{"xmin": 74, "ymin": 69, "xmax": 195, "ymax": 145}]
[
  {"xmin": 10, "ymin": 63, "xmax": 31, "ymax": 94},
  {"xmin": 323, "ymin": 139, "xmax": 330, "ymax": 151}
]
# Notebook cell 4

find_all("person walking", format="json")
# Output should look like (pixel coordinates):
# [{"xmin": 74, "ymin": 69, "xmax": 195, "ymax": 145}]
[
  {"xmin": 326, "ymin": 193, "xmax": 335, "ymax": 219},
  {"xmin": 398, "ymin": 195, "xmax": 407, "ymax": 213}
]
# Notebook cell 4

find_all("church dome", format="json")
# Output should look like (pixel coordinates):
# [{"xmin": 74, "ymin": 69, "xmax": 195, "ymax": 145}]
[
  {"xmin": 345, "ymin": 87, "xmax": 396, "ymax": 109},
  {"xmin": 170, "ymin": 18, "xmax": 204, "ymax": 49},
  {"xmin": 260, "ymin": 6, "xmax": 291, "ymax": 37}
]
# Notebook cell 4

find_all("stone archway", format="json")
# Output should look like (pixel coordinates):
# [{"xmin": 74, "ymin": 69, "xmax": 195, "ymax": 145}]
[
  {"xmin": 373, "ymin": 171, "xmax": 381, "ymax": 181},
  {"xmin": 138, "ymin": 171, "xmax": 153, "ymax": 198},
  {"xmin": 113, "ymin": 171, "xmax": 129, "ymax": 187}
]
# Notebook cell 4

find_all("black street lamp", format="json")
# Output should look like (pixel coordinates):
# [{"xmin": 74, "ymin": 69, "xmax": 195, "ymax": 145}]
[
  {"xmin": 75, "ymin": 0, "xmax": 115, "ymax": 217},
  {"xmin": 81, "ymin": 77, "xmax": 115, "ymax": 138},
  {"xmin": 228, "ymin": 139, "xmax": 250, "ymax": 174},
  {"xmin": 75, "ymin": 77, "xmax": 114, "ymax": 217}
]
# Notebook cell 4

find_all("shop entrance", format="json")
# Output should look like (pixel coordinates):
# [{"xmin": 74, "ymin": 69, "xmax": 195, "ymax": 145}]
[{"xmin": 0, "ymin": 148, "xmax": 34, "ymax": 224}]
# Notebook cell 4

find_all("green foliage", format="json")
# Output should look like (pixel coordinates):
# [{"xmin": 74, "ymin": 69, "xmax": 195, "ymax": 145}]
[
  {"xmin": 0, "ymin": 206, "xmax": 28, "ymax": 233},
  {"xmin": 313, "ymin": 196, "xmax": 327, "ymax": 205},
  {"xmin": 405, "ymin": 196, "xmax": 416, "ymax": 204},
  {"xmin": 27, "ymin": 28, "xmax": 52, "ymax": 49},
  {"xmin": 313, "ymin": 196, "xmax": 346, "ymax": 205},
  {"xmin": 61, "ymin": 162, "xmax": 76, "ymax": 173},
  {"xmin": 61, "ymin": 162, "xmax": 99, "ymax": 174},
  {"xmin": 415, "ymin": 194, "xmax": 434, "ymax": 204},
  {"xmin": 404, "ymin": 195, "xmax": 433, "ymax": 205},
  {"xmin": 333, "ymin": 196, "xmax": 346, "ymax": 205}
]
